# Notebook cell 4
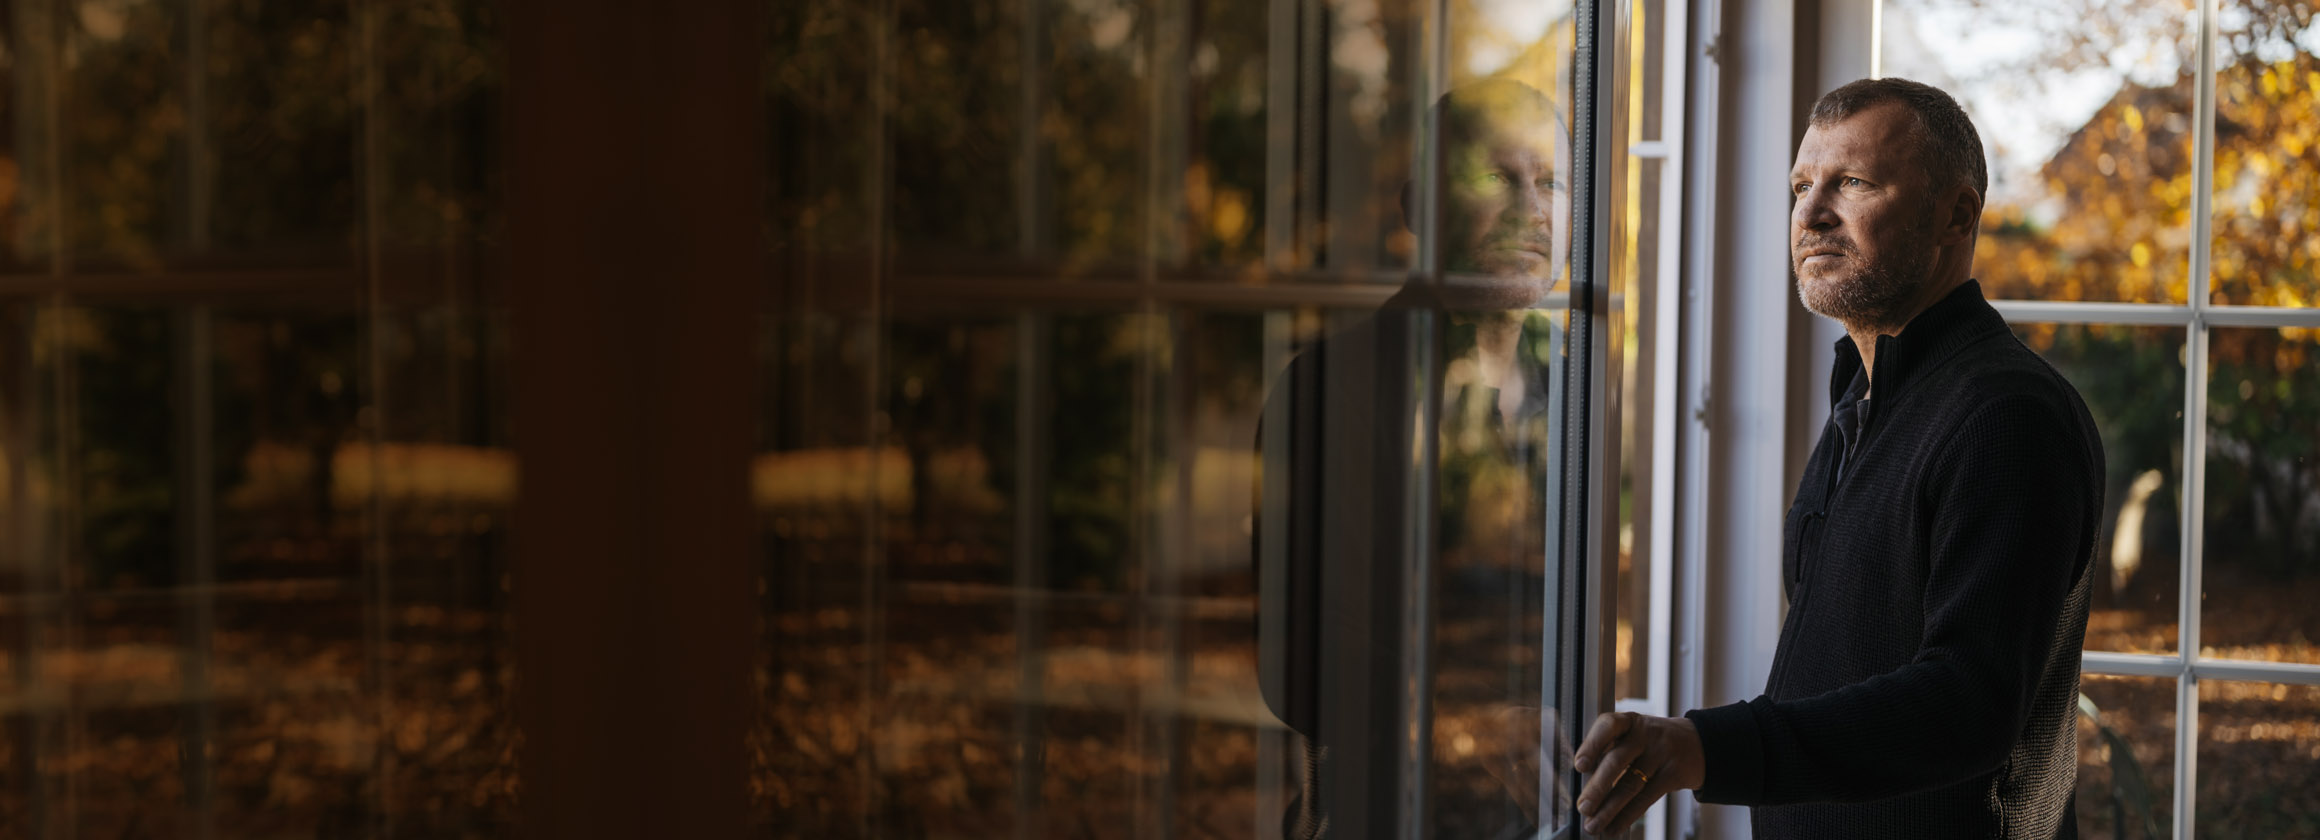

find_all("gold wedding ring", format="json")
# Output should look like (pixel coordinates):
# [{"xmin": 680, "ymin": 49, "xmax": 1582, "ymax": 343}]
[{"xmin": 1623, "ymin": 766, "xmax": 1651, "ymax": 786}]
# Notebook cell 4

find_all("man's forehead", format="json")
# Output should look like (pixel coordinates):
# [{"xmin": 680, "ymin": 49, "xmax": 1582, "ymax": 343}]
[
  {"xmin": 1794, "ymin": 103, "xmax": 1917, "ymax": 173},
  {"xmin": 1446, "ymin": 113, "xmax": 1564, "ymax": 162}
]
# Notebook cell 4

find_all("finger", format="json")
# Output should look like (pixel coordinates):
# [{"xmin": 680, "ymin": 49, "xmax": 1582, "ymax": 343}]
[
  {"xmin": 1573, "ymin": 712, "xmax": 1632, "ymax": 771},
  {"xmin": 1600, "ymin": 762, "xmax": 1681, "ymax": 835},
  {"xmin": 1580, "ymin": 760, "xmax": 1653, "ymax": 834},
  {"xmin": 1577, "ymin": 710, "xmax": 1633, "ymax": 765},
  {"xmin": 1574, "ymin": 740, "xmax": 1646, "ymax": 817}
]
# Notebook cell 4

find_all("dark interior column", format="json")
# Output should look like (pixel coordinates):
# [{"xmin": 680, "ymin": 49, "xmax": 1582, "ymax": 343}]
[{"xmin": 505, "ymin": 2, "xmax": 761, "ymax": 837}]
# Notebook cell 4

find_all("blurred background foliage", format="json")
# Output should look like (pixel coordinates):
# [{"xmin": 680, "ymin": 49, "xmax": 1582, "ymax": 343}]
[{"xmin": 2, "ymin": 0, "xmax": 511, "ymax": 836}]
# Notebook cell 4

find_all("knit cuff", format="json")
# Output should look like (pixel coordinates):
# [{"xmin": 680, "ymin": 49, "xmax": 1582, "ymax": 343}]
[{"xmin": 1685, "ymin": 700, "xmax": 1766, "ymax": 805}]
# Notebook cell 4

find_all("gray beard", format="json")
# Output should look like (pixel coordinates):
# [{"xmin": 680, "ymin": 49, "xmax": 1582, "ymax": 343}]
[{"xmin": 1796, "ymin": 227, "xmax": 1935, "ymax": 330}]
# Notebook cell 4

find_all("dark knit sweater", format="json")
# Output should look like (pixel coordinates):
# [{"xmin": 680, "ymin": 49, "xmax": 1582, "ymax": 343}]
[{"xmin": 1684, "ymin": 281, "xmax": 2103, "ymax": 839}]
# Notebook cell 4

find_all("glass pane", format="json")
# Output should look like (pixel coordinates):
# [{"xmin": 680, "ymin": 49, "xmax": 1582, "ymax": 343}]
[
  {"xmin": 881, "ymin": 0, "xmax": 1149, "ymax": 276},
  {"xmin": 767, "ymin": 0, "xmax": 1598, "ymax": 836},
  {"xmin": 69, "ymin": 305, "xmax": 182, "ymax": 591},
  {"xmin": 1044, "ymin": 2, "xmax": 1149, "ymax": 269},
  {"xmin": 762, "ymin": 0, "xmax": 888, "ymax": 826},
  {"xmin": 367, "ymin": 6, "xmax": 515, "ymax": 827},
  {"xmin": 2195, "ymin": 680, "xmax": 2320, "ymax": 837},
  {"xmin": 1294, "ymin": 0, "xmax": 1427, "ymax": 282},
  {"xmin": 2209, "ymin": 0, "xmax": 2320, "ymax": 306},
  {"xmin": 0, "ymin": 20, "xmax": 34, "ymax": 272},
  {"xmin": 885, "ymin": 0, "xmax": 1024, "ymax": 268},
  {"xmin": 209, "ymin": 308, "xmax": 363, "ymax": 586},
  {"xmin": 1186, "ymin": 1, "xmax": 1271, "ymax": 273},
  {"xmin": 1, "ymin": 2, "xmax": 511, "ymax": 836},
  {"xmin": 2201, "ymin": 327, "xmax": 2320, "ymax": 664},
  {"xmin": 2075, "ymin": 674, "xmax": 2177, "ymax": 840},
  {"xmin": 66, "ymin": 0, "xmax": 192, "ymax": 266},
  {"xmin": 1881, "ymin": 0, "xmax": 2197, "ymax": 303},
  {"xmin": 67, "ymin": 0, "xmax": 359, "ymax": 268},
  {"xmin": 1613, "ymin": 156, "xmax": 1660, "ymax": 705},
  {"xmin": 2013, "ymin": 323, "xmax": 2186, "ymax": 654},
  {"xmin": 201, "ymin": 1, "xmax": 359, "ymax": 262},
  {"xmin": 1610, "ymin": 0, "xmax": 1670, "ymax": 705}
]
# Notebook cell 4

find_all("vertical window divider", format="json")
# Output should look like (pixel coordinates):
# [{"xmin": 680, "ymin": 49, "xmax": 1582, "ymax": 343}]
[
  {"xmin": 2177, "ymin": 0, "xmax": 2221, "ymax": 835},
  {"xmin": 1133, "ymin": 3, "xmax": 1179, "ymax": 834},
  {"xmin": 1390, "ymin": 3, "xmax": 1451, "ymax": 837},
  {"xmin": 860, "ymin": 0, "xmax": 897, "ymax": 834},
  {"xmin": 1261, "ymin": 0, "xmax": 1297, "ymax": 274},
  {"xmin": 29, "ymin": 0, "xmax": 81, "ymax": 826},
  {"xmin": 1254, "ymin": 1, "xmax": 1298, "ymax": 828},
  {"xmin": 1566, "ymin": 0, "xmax": 1612, "ymax": 826},
  {"xmin": 1644, "ymin": 1, "xmax": 1691, "ymax": 836},
  {"xmin": 1006, "ymin": 13, "xmax": 1055, "ymax": 832},
  {"xmin": 171, "ymin": 307, "xmax": 218, "ymax": 840},
  {"xmin": 353, "ymin": 1, "xmax": 400, "ymax": 833},
  {"xmin": 171, "ymin": 0, "xmax": 220, "ymax": 832}
]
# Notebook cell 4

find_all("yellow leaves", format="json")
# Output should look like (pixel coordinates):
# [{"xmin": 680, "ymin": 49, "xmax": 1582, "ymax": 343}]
[
  {"xmin": 2123, "ymin": 104, "xmax": 2144, "ymax": 134},
  {"xmin": 2153, "ymin": 172, "xmax": 2195, "ymax": 208},
  {"xmin": 1184, "ymin": 159, "xmax": 1256, "ymax": 258},
  {"xmin": 2164, "ymin": 274, "xmax": 2191, "ymax": 303},
  {"xmin": 2274, "ymin": 338, "xmax": 2309, "ymax": 376},
  {"xmin": 2268, "ymin": 284, "xmax": 2309, "ymax": 309},
  {"xmin": 2131, "ymin": 241, "xmax": 2152, "ymax": 268},
  {"xmin": 1211, "ymin": 188, "xmax": 1250, "ymax": 245}
]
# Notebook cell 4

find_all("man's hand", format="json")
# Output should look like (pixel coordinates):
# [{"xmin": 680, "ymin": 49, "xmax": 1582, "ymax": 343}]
[{"xmin": 1572, "ymin": 711, "xmax": 1706, "ymax": 836}]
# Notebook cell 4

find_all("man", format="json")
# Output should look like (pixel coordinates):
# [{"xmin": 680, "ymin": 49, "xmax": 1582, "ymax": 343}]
[
  {"xmin": 1256, "ymin": 78, "xmax": 1576, "ymax": 839},
  {"xmin": 1569, "ymin": 78, "xmax": 2104, "ymax": 838}
]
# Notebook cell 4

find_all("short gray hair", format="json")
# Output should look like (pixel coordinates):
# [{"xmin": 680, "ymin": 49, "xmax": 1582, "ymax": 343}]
[{"xmin": 1810, "ymin": 78, "xmax": 1986, "ymax": 198}]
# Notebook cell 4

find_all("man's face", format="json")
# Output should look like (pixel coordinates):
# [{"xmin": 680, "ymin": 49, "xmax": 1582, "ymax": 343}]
[
  {"xmin": 1788, "ymin": 102, "xmax": 1941, "ymax": 328},
  {"xmin": 1438, "ymin": 111, "xmax": 1570, "ymax": 309}
]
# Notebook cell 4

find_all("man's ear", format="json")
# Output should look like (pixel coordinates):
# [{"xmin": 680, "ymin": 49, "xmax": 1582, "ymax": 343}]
[
  {"xmin": 1400, "ymin": 180, "xmax": 1415, "ymax": 232},
  {"xmin": 1941, "ymin": 183, "xmax": 1982, "ymax": 246}
]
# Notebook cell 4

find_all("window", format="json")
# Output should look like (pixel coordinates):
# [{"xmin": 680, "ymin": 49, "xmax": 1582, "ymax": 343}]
[
  {"xmin": 767, "ymin": 0, "xmax": 1676, "ymax": 835},
  {"xmin": 1882, "ymin": 0, "xmax": 2320, "ymax": 835},
  {"xmin": 0, "ymin": 0, "xmax": 1694, "ymax": 834}
]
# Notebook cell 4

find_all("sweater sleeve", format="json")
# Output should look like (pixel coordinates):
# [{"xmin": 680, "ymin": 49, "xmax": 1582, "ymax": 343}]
[{"xmin": 1686, "ymin": 394, "xmax": 2095, "ymax": 805}]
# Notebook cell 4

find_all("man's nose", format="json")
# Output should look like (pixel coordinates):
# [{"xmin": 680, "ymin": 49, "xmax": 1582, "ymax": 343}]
[
  {"xmin": 1793, "ymin": 184, "xmax": 1837, "ymax": 232},
  {"xmin": 1519, "ymin": 181, "xmax": 1552, "ymax": 227}
]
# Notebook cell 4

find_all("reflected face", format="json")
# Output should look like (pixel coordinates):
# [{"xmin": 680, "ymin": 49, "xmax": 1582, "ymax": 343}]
[
  {"xmin": 1438, "ymin": 110, "xmax": 1570, "ymax": 308},
  {"xmin": 1789, "ymin": 103, "xmax": 1940, "ymax": 328}
]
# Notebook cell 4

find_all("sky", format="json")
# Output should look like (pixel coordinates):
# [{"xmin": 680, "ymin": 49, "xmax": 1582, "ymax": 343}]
[{"xmin": 1879, "ymin": 0, "xmax": 2196, "ymax": 209}]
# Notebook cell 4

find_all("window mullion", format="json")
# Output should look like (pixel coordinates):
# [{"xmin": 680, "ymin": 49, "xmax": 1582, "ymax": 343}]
[{"xmin": 2176, "ymin": 0, "xmax": 2220, "ymax": 835}]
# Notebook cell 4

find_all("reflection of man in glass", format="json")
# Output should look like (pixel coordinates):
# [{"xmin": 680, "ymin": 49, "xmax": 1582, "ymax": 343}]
[
  {"xmin": 1256, "ymin": 79, "xmax": 1573, "ymax": 840},
  {"xmin": 1571, "ymin": 79, "xmax": 2103, "ymax": 839}
]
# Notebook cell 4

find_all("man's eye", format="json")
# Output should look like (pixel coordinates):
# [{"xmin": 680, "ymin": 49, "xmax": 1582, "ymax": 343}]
[
  {"xmin": 1844, "ymin": 177, "xmax": 1867, "ymax": 187},
  {"xmin": 1792, "ymin": 182, "xmax": 1811, "ymax": 195},
  {"xmin": 1463, "ymin": 171, "xmax": 1511, "ymax": 191}
]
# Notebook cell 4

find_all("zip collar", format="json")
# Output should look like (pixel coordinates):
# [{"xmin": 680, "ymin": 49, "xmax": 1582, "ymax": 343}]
[{"xmin": 1827, "ymin": 279, "xmax": 2009, "ymax": 408}]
